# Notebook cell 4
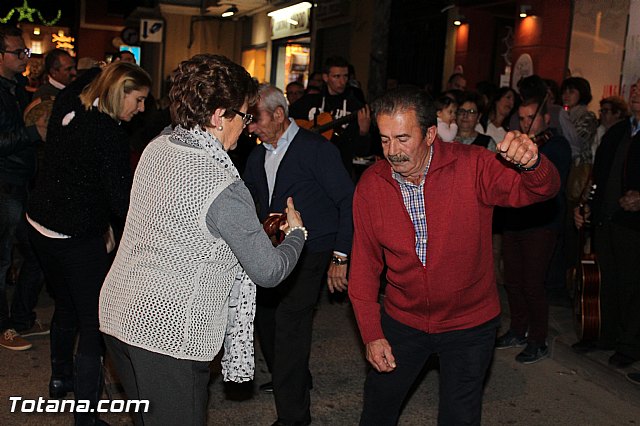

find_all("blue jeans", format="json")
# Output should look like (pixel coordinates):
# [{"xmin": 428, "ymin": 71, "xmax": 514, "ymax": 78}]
[
  {"xmin": 0, "ymin": 183, "xmax": 44, "ymax": 331},
  {"xmin": 360, "ymin": 313, "xmax": 499, "ymax": 426}
]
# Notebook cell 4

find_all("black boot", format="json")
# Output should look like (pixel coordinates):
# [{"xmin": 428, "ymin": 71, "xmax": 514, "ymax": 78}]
[
  {"xmin": 74, "ymin": 354, "xmax": 109, "ymax": 426},
  {"xmin": 49, "ymin": 325, "xmax": 76, "ymax": 398}
]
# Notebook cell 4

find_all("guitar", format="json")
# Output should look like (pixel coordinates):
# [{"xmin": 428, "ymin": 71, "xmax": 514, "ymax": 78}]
[
  {"xmin": 296, "ymin": 111, "xmax": 358, "ymax": 140},
  {"xmin": 572, "ymin": 184, "xmax": 601, "ymax": 342}
]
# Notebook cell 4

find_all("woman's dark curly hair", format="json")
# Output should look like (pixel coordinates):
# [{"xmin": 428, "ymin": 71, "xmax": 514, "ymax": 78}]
[{"xmin": 170, "ymin": 54, "xmax": 258, "ymax": 129}]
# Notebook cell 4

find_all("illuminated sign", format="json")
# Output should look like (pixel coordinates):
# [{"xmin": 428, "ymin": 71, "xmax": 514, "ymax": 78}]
[
  {"xmin": 269, "ymin": 2, "xmax": 311, "ymax": 40},
  {"xmin": 52, "ymin": 32, "xmax": 75, "ymax": 51}
]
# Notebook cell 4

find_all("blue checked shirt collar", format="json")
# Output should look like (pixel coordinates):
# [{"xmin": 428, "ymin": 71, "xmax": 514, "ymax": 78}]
[{"xmin": 392, "ymin": 146, "xmax": 434, "ymax": 266}]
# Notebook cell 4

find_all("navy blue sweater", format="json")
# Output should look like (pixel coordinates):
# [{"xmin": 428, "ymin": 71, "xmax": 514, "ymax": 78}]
[{"xmin": 243, "ymin": 127, "xmax": 354, "ymax": 254}]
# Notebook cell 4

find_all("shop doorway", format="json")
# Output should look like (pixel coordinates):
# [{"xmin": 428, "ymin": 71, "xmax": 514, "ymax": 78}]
[{"xmin": 270, "ymin": 37, "xmax": 311, "ymax": 91}]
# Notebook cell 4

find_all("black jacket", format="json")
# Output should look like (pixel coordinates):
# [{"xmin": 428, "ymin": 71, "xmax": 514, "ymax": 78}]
[
  {"xmin": 0, "ymin": 74, "xmax": 40, "ymax": 185},
  {"xmin": 27, "ymin": 93, "xmax": 132, "ymax": 238},
  {"xmin": 591, "ymin": 119, "xmax": 640, "ymax": 230},
  {"xmin": 289, "ymin": 87, "xmax": 370, "ymax": 175},
  {"xmin": 503, "ymin": 132, "xmax": 572, "ymax": 232},
  {"xmin": 243, "ymin": 127, "xmax": 354, "ymax": 254}
]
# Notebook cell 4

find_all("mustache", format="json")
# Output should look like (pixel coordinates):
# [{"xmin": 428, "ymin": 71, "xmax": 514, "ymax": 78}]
[{"xmin": 387, "ymin": 154, "xmax": 410, "ymax": 163}]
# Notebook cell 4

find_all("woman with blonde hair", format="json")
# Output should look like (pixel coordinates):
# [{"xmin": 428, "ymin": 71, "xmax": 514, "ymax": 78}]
[{"xmin": 27, "ymin": 62, "xmax": 151, "ymax": 425}]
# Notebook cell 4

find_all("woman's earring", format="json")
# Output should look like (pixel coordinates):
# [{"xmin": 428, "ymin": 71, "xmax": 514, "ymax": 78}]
[{"xmin": 217, "ymin": 125, "xmax": 223, "ymax": 131}]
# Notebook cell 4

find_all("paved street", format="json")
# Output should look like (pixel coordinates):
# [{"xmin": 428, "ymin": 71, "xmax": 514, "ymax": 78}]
[{"xmin": 1, "ymin": 286, "xmax": 639, "ymax": 425}]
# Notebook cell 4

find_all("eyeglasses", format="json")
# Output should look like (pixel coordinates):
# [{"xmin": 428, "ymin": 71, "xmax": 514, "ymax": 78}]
[
  {"xmin": 232, "ymin": 109, "xmax": 254, "ymax": 127},
  {"xmin": 456, "ymin": 108, "xmax": 478, "ymax": 116},
  {"xmin": 0, "ymin": 48, "xmax": 31, "ymax": 59}
]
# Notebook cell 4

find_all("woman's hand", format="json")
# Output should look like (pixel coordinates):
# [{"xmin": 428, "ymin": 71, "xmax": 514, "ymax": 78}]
[{"xmin": 281, "ymin": 197, "xmax": 303, "ymax": 232}]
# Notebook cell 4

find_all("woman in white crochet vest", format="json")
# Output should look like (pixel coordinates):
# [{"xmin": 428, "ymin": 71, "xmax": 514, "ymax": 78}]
[{"xmin": 99, "ymin": 54, "xmax": 307, "ymax": 425}]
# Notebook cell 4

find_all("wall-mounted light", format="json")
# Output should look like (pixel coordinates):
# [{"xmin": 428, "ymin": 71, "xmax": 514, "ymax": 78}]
[
  {"xmin": 33, "ymin": 27, "xmax": 40, "ymax": 35},
  {"xmin": 519, "ymin": 5, "xmax": 532, "ymax": 18},
  {"xmin": 221, "ymin": 5, "xmax": 238, "ymax": 18},
  {"xmin": 453, "ymin": 15, "xmax": 466, "ymax": 26}
]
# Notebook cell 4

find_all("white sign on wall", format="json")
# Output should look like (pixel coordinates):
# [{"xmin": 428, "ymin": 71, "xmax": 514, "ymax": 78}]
[
  {"xmin": 140, "ymin": 19, "xmax": 163, "ymax": 43},
  {"xmin": 622, "ymin": 0, "xmax": 640, "ymax": 99}
]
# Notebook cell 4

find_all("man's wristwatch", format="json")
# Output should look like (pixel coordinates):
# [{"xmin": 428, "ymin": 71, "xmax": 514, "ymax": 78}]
[{"xmin": 331, "ymin": 255, "xmax": 348, "ymax": 266}]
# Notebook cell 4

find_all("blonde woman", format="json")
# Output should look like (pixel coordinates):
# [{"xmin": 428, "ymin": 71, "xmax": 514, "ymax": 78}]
[{"xmin": 27, "ymin": 62, "xmax": 151, "ymax": 426}]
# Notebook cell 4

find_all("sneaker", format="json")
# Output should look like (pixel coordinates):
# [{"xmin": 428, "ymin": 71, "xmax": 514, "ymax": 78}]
[
  {"xmin": 495, "ymin": 330, "xmax": 527, "ymax": 349},
  {"xmin": 0, "ymin": 329, "xmax": 32, "ymax": 351},
  {"xmin": 19, "ymin": 320, "xmax": 50, "ymax": 337},
  {"xmin": 516, "ymin": 343, "xmax": 549, "ymax": 364},
  {"xmin": 627, "ymin": 372, "xmax": 640, "ymax": 385}
]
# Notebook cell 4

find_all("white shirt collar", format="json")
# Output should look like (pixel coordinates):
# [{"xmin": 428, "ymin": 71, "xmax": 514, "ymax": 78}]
[
  {"xmin": 48, "ymin": 75, "xmax": 66, "ymax": 90},
  {"xmin": 263, "ymin": 118, "xmax": 299, "ymax": 154}
]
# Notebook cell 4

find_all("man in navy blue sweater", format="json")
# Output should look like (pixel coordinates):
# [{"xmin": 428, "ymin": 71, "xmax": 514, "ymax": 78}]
[{"xmin": 244, "ymin": 84, "xmax": 354, "ymax": 426}]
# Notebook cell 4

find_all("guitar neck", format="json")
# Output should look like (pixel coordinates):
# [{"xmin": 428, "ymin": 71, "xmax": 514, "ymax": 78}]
[{"xmin": 313, "ymin": 113, "xmax": 357, "ymax": 134}]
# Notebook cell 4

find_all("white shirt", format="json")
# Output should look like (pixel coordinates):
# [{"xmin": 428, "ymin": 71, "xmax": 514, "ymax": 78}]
[
  {"xmin": 476, "ymin": 121, "xmax": 506, "ymax": 145},
  {"xmin": 48, "ymin": 75, "xmax": 66, "ymax": 90},
  {"xmin": 263, "ymin": 118, "xmax": 299, "ymax": 202}
]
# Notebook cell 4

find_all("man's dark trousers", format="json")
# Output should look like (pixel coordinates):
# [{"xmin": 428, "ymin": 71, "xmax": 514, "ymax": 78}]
[
  {"xmin": 256, "ymin": 250, "xmax": 331, "ymax": 425},
  {"xmin": 360, "ymin": 312, "xmax": 499, "ymax": 426}
]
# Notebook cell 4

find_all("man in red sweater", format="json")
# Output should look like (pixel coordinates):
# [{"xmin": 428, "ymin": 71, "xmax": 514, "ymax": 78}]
[{"xmin": 348, "ymin": 88, "xmax": 560, "ymax": 425}]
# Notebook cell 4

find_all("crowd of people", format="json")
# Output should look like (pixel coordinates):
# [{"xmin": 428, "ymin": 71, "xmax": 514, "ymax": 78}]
[{"xmin": 1, "ymin": 20, "xmax": 639, "ymax": 425}]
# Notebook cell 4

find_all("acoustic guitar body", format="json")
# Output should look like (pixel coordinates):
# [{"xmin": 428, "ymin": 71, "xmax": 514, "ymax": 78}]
[
  {"xmin": 572, "ymin": 257, "xmax": 601, "ymax": 342},
  {"xmin": 295, "ymin": 111, "xmax": 358, "ymax": 140},
  {"xmin": 296, "ymin": 112, "xmax": 335, "ymax": 140}
]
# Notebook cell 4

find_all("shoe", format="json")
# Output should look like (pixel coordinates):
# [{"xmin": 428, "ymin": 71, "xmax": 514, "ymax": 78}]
[
  {"xmin": 259, "ymin": 381, "xmax": 274, "ymax": 393},
  {"xmin": 608, "ymin": 352, "xmax": 636, "ymax": 368},
  {"xmin": 515, "ymin": 343, "xmax": 549, "ymax": 364},
  {"xmin": 495, "ymin": 330, "xmax": 527, "ymax": 349},
  {"xmin": 627, "ymin": 372, "xmax": 640, "ymax": 385},
  {"xmin": 49, "ymin": 377, "xmax": 74, "ymax": 399},
  {"xmin": 0, "ymin": 329, "xmax": 32, "ymax": 351},
  {"xmin": 19, "ymin": 320, "xmax": 50, "ymax": 337}
]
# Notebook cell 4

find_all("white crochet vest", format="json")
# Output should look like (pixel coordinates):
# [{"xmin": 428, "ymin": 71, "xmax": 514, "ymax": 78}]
[{"xmin": 99, "ymin": 128, "xmax": 242, "ymax": 361}]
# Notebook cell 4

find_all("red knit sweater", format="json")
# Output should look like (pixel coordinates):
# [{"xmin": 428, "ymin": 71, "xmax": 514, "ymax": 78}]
[{"xmin": 349, "ymin": 141, "xmax": 561, "ymax": 344}]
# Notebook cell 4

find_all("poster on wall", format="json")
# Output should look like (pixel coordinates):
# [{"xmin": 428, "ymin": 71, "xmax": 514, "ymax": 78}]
[
  {"xmin": 512, "ymin": 54, "xmax": 534, "ymax": 92},
  {"xmin": 621, "ymin": 0, "xmax": 640, "ymax": 99}
]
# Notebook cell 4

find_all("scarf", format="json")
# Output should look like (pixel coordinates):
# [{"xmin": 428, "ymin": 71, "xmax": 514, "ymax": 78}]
[{"xmin": 171, "ymin": 125, "xmax": 257, "ymax": 382}]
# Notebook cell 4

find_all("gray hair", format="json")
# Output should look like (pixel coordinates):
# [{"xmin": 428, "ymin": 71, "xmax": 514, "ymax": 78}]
[{"xmin": 258, "ymin": 84, "xmax": 289, "ymax": 117}]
